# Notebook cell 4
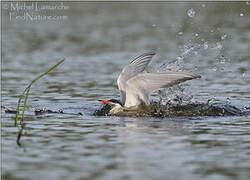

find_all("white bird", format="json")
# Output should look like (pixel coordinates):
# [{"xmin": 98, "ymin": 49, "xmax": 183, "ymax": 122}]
[{"xmin": 99, "ymin": 51, "xmax": 201, "ymax": 115}]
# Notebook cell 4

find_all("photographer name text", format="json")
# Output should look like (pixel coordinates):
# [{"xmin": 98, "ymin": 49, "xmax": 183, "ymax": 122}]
[{"xmin": 9, "ymin": 2, "xmax": 69, "ymax": 11}]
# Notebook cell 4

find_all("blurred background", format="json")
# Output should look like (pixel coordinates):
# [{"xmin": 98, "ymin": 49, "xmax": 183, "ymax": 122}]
[{"xmin": 2, "ymin": 2, "xmax": 250, "ymax": 180}]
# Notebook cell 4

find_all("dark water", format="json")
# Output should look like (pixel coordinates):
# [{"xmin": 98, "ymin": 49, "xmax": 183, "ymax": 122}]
[{"xmin": 2, "ymin": 2, "xmax": 250, "ymax": 180}]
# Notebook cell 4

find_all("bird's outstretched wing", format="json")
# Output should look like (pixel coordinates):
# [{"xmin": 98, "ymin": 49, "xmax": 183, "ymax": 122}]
[
  {"xmin": 117, "ymin": 51, "xmax": 156, "ymax": 105},
  {"xmin": 125, "ymin": 72, "xmax": 201, "ymax": 106}
]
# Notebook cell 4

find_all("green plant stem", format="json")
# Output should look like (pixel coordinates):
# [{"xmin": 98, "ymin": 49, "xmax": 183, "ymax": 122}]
[
  {"xmin": 20, "ymin": 87, "xmax": 30, "ymax": 125},
  {"xmin": 15, "ymin": 59, "xmax": 64, "ymax": 126}
]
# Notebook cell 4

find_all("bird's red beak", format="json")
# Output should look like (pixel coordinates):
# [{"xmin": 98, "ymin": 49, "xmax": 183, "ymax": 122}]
[{"xmin": 98, "ymin": 99, "xmax": 111, "ymax": 104}]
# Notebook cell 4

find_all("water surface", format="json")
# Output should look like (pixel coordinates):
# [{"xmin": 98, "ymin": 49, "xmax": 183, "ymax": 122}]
[{"xmin": 2, "ymin": 2, "xmax": 250, "ymax": 180}]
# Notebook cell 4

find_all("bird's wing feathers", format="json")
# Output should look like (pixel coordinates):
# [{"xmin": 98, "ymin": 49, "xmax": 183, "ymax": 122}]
[
  {"xmin": 129, "ymin": 51, "xmax": 156, "ymax": 73},
  {"xmin": 117, "ymin": 51, "xmax": 156, "ymax": 105},
  {"xmin": 126, "ymin": 72, "xmax": 201, "ymax": 98}
]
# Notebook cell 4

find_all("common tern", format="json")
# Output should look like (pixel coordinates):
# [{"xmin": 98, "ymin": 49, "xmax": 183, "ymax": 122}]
[{"xmin": 99, "ymin": 51, "xmax": 201, "ymax": 115}]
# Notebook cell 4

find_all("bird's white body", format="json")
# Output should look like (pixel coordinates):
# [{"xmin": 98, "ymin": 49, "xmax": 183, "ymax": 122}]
[{"xmin": 116, "ymin": 52, "xmax": 201, "ymax": 108}]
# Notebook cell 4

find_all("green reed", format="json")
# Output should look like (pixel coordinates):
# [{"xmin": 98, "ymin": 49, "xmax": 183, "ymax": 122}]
[{"xmin": 15, "ymin": 59, "xmax": 65, "ymax": 127}]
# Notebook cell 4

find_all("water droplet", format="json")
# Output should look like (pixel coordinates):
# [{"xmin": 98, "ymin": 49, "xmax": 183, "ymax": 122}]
[
  {"xmin": 177, "ymin": 56, "xmax": 183, "ymax": 61},
  {"xmin": 220, "ymin": 59, "xmax": 226, "ymax": 64},
  {"xmin": 207, "ymin": 97, "xmax": 216, "ymax": 104},
  {"xmin": 195, "ymin": 33, "xmax": 199, "ymax": 37},
  {"xmin": 212, "ymin": 67, "xmax": 217, "ymax": 71},
  {"xmin": 246, "ymin": 1, "xmax": 250, "ymax": 5},
  {"xmin": 221, "ymin": 34, "xmax": 227, "ymax": 40},
  {"xmin": 216, "ymin": 42, "xmax": 223, "ymax": 50},
  {"xmin": 178, "ymin": 32, "xmax": 183, "ymax": 35},
  {"xmin": 240, "ymin": 13, "xmax": 244, "ymax": 17},
  {"xmin": 226, "ymin": 98, "xmax": 231, "ymax": 105},
  {"xmin": 203, "ymin": 42, "xmax": 209, "ymax": 49},
  {"xmin": 152, "ymin": 24, "xmax": 156, "ymax": 27},
  {"xmin": 187, "ymin": 8, "xmax": 196, "ymax": 18},
  {"xmin": 201, "ymin": 4, "xmax": 206, "ymax": 8}
]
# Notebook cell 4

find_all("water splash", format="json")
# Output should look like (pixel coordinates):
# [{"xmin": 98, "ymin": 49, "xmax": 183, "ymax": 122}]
[
  {"xmin": 178, "ymin": 31, "xmax": 183, "ymax": 35},
  {"xmin": 178, "ymin": 43, "xmax": 202, "ymax": 62},
  {"xmin": 242, "ymin": 72, "xmax": 250, "ymax": 80},
  {"xmin": 216, "ymin": 42, "xmax": 223, "ymax": 50},
  {"xmin": 187, "ymin": 8, "xmax": 196, "ymax": 18},
  {"xmin": 221, "ymin": 34, "xmax": 227, "ymax": 40},
  {"xmin": 226, "ymin": 97, "xmax": 231, "ymax": 105},
  {"xmin": 212, "ymin": 66, "xmax": 217, "ymax": 71},
  {"xmin": 206, "ymin": 97, "xmax": 217, "ymax": 104},
  {"xmin": 203, "ymin": 42, "xmax": 209, "ymax": 49},
  {"xmin": 158, "ymin": 85, "xmax": 194, "ymax": 106},
  {"xmin": 156, "ymin": 28, "xmax": 232, "ymax": 106},
  {"xmin": 156, "ymin": 41, "xmax": 203, "ymax": 105},
  {"xmin": 95, "ymin": 100, "xmax": 247, "ymax": 117}
]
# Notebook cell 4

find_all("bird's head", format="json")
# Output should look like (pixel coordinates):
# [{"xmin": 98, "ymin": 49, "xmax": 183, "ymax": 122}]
[
  {"xmin": 98, "ymin": 99, "xmax": 122, "ymax": 107},
  {"xmin": 98, "ymin": 99, "xmax": 123, "ymax": 115}
]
